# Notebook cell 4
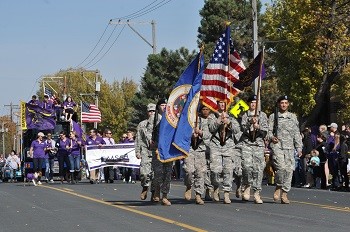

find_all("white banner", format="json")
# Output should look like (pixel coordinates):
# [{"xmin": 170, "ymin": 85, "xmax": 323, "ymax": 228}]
[{"xmin": 85, "ymin": 143, "xmax": 140, "ymax": 171}]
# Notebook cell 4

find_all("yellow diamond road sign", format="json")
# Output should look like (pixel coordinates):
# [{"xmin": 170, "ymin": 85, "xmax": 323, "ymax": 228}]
[{"xmin": 230, "ymin": 99, "xmax": 249, "ymax": 118}]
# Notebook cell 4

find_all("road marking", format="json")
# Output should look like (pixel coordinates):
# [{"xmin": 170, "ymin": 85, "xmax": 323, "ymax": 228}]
[
  {"xmin": 291, "ymin": 200, "xmax": 350, "ymax": 213},
  {"xmin": 171, "ymin": 183, "xmax": 350, "ymax": 213},
  {"xmin": 62, "ymin": 188, "xmax": 74, "ymax": 192},
  {"xmin": 41, "ymin": 185, "xmax": 207, "ymax": 232}
]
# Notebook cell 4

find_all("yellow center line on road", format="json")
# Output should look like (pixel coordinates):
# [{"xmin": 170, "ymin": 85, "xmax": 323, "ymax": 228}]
[
  {"xmin": 291, "ymin": 200, "xmax": 350, "ymax": 213},
  {"xmin": 41, "ymin": 185, "xmax": 207, "ymax": 232},
  {"xmin": 171, "ymin": 183, "xmax": 350, "ymax": 213}
]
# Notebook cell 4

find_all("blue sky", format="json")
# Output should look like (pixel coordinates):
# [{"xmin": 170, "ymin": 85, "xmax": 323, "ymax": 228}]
[{"xmin": 0, "ymin": 0, "xmax": 269, "ymax": 117}]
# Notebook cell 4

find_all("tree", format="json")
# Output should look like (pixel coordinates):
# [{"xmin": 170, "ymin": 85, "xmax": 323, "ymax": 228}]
[
  {"xmin": 263, "ymin": 0, "xmax": 350, "ymax": 126},
  {"xmin": 129, "ymin": 47, "xmax": 197, "ymax": 127}
]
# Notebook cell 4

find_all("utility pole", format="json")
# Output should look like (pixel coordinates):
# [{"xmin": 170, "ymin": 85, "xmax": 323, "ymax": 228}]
[
  {"xmin": 94, "ymin": 71, "xmax": 100, "ymax": 129},
  {"xmin": 1, "ymin": 122, "xmax": 8, "ymax": 155},
  {"xmin": 4, "ymin": 102, "xmax": 19, "ymax": 122},
  {"xmin": 109, "ymin": 19, "xmax": 157, "ymax": 54},
  {"xmin": 252, "ymin": 0, "xmax": 259, "ymax": 95},
  {"xmin": 77, "ymin": 69, "xmax": 101, "ymax": 129}
]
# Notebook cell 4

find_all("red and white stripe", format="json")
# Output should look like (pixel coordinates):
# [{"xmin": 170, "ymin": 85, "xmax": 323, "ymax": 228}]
[
  {"xmin": 200, "ymin": 51, "xmax": 245, "ymax": 111},
  {"xmin": 81, "ymin": 104, "xmax": 101, "ymax": 123}
]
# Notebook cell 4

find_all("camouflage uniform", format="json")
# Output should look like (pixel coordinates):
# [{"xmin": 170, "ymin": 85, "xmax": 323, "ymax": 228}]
[
  {"xmin": 232, "ymin": 139, "xmax": 243, "ymax": 198},
  {"xmin": 241, "ymin": 110, "xmax": 268, "ymax": 201},
  {"xmin": 208, "ymin": 113, "xmax": 240, "ymax": 197},
  {"xmin": 183, "ymin": 116, "xmax": 211, "ymax": 196},
  {"xmin": 135, "ymin": 116, "xmax": 155, "ymax": 188},
  {"xmin": 151, "ymin": 114, "xmax": 173, "ymax": 201},
  {"xmin": 268, "ymin": 111, "xmax": 302, "ymax": 193},
  {"xmin": 204, "ymin": 148, "xmax": 213, "ymax": 195},
  {"xmin": 152, "ymin": 152, "xmax": 172, "ymax": 195}
]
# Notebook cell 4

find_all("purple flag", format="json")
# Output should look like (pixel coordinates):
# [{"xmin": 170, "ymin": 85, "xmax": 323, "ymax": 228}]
[
  {"xmin": 235, "ymin": 51, "xmax": 265, "ymax": 90},
  {"xmin": 25, "ymin": 103, "xmax": 56, "ymax": 130},
  {"xmin": 71, "ymin": 120, "xmax": 85, "ymax": 140}
]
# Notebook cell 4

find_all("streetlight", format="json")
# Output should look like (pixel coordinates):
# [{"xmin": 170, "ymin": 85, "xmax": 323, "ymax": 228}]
[{"xmin": 1, "ymin": 122, "xmax": 8, "ymax": 155}]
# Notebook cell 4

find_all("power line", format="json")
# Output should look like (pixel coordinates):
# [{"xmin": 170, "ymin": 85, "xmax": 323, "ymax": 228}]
[
  {"xmin": 85, "ymin": 24, "xmax": 127, "ymax": 69},
  {"xmin": 75, "ymin": 23, "xmax": 111, "ymax": 68},
  {"xmin": 114, "ymin": 0, "xmax": 159, "ymax": 20},
  {"xmin": 81, "ymin": 24, "xmax": 120, "ymax": 68},
  {"xmin": 126, "ymin": 0, "xmax": 172, "ymax": 20},
  {"xmin": 76, "ymin": 0, "xmax": 172, "ymax": 69},
  {"xmin": 111, "ymin": 0, "xmax": 172, "ymax": 21}
]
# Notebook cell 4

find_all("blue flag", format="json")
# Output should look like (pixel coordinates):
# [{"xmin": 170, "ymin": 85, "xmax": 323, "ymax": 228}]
[
  {"xmin": 157, "ymin": 52, "xmax": 205, "ymax": 162},
  {"xmin": 172, "ymin": 68, "xmax": 204, "ymax": 156}
]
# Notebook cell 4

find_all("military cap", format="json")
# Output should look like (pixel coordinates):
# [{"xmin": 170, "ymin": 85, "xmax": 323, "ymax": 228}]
[
  {"xmin": 277, "ymin": 95, "xmax": 288, "ymax": 103},
  {"xmin": 157, "ymin": 98, "xmax": 167, "ymax": 106},
  {"xmin": 147, "ymin": 103, "xmax": 156, "ymax": 111},
  {"xmin": 247, "ymin": 95, "xmax": 257, "ymax": 102},
  {"xmin": 198, "ymin": 104, "xmax": 209, "ymax": 111}
]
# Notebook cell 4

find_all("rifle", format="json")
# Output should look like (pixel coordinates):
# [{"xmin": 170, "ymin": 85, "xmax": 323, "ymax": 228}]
[
  {"xmin": 150, "ymin": 107, "xmax": 159, "ymax": 150},
  {"xmin": 273, "ymin": 104, "xmax": 278, "ymax": 138}
]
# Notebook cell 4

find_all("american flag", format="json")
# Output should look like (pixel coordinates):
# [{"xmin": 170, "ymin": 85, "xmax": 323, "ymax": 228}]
[
  {"xmin": 200, "ymin": 26, "xmax": 245, "ymax": 111},
  {"xmin": 81, "ymin": 102, "xmax": 101, "ymax": 123},
  {"xmin": 44, "ymin": 87, "xmax": 55, "ymax": 102}
]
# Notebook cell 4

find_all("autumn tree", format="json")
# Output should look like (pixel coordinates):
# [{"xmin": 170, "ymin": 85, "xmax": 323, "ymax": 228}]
[
  {"xmin": 263, "ymin": 0, "xmax": 350, "ymax": 126},
  {"xmin": 0, "ymin": 116, "xmax": 17, "ymax": 156}
]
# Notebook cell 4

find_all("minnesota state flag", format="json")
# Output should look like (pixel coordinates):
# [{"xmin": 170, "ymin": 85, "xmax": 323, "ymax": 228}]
[
  {"xmin": 157, "ymin": 52, "xmax": 204, "ymax": 162},
  {"xmin": 172, "ymin": 67, "xmax": 204, "ymax": 156}
]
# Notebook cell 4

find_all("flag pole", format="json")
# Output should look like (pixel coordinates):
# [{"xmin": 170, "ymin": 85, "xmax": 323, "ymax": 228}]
[
  {"xmin": 220, "ymin": 22, "xmax": 231, "ymax": 146},
  {"xmin": 194, "ymin": 46, "xmax": 204, "ymax": 147},
  {"xmin": 80, "ymin": 101, "xmax": 83, "ymax": 130},
  {"xmin": 252, "ymin": 48, "xmax": 265, "ymax": 141}
]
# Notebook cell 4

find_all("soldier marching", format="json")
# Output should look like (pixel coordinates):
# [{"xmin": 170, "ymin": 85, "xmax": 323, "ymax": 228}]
[{"xmin": 135, "ymin": 95, "xmax": 303, "ymax": 206}]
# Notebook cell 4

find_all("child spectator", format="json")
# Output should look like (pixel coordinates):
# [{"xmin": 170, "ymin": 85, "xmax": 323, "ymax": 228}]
[{"xmin": 304, "ymin": 149, "xmax": 321, "ymax": 188}]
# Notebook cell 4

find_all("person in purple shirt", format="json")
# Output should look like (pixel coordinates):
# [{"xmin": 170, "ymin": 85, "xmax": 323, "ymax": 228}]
[
  {"xmin": 63, "ymin": 96, "xmax": 76, "ymax": 121},
  {"xmin": 29, "ymin": 132, "xmax": 46, "ymax": 185},
  {"xmin": 68, "ymin": 131, "xmax": 84, "ymax": 184},
  {"xmin": 86, "ymin": 128, "xmax": 106, "ymax": 184},
  {"xmin": 28, "ymin": 95, "xmax": 40, "ymax": 105},
  {"xmin": 41, "ymin": 95, "xmax": 54, "ymax": 111},
  {"xmin": 56, "ymin": 131, "xmax": 71, "ymax": 183}
]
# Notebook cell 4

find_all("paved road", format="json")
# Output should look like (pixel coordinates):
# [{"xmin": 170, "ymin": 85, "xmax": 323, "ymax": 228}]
[{"xmin": 0, "ymin": 180, "xmax": 349, "ymax": 232}]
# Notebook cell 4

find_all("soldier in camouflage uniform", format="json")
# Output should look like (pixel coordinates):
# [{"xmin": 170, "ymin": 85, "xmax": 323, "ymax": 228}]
[
  {"xmin": 268, "ymin": 95, "xmax": 302, "ymax": 204},
  {"xmin": 183, "ymin": 105, "xmax": 211, "ymax": 205},
  {"xmin": 232, "ymin": 138, "xmax": 243, "ymax": 199},
  {"xmin": 152, "ymin": 98, "xmax": 173, "ymax": 206},
  {"xmin": 240, "ymin": 95, "xmax": 268, "ymax": 204},
  {"xmin": 208, "ymin": 100, "xmax": 240, "ymax": 204},
  {"xmin": 135, "ymin": 103, "xmax": 157, "ymax": 201},
  {"xmin": 204, "ymin": 150, "xmax": 213, "ymax": 201}
]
